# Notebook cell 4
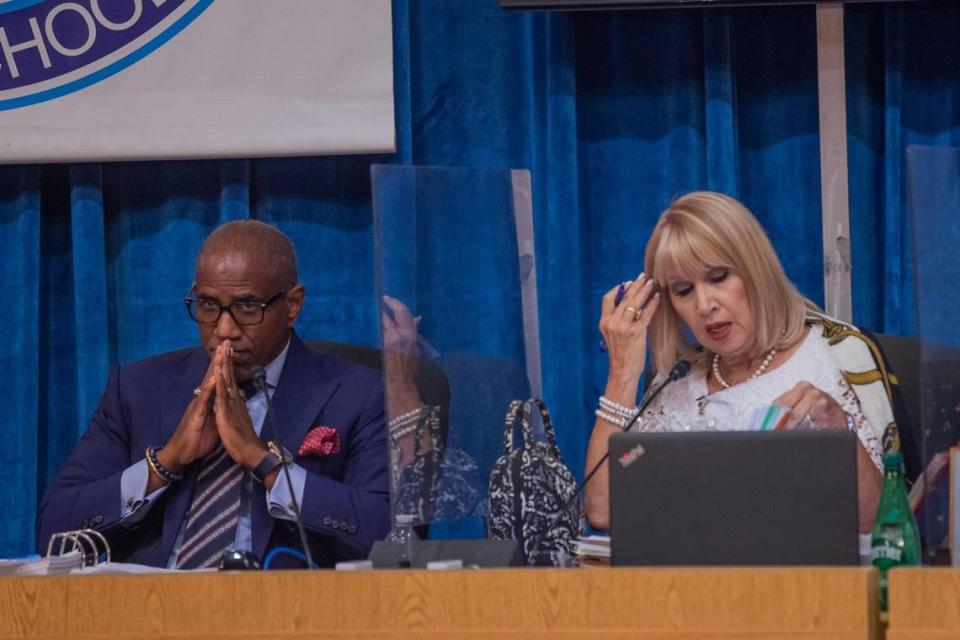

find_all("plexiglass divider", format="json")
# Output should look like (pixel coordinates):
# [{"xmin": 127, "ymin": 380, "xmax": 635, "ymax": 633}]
[
  {"xmin": 371, "ymin": 165, "xmax": 543, "ymax": 557},
  {"xmin": 905, "ymin": 145, "xmax": 960, "ymax": 564}
]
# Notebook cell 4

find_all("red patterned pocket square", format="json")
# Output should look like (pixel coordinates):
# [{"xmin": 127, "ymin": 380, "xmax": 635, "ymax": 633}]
[{"xmin": 299, "ymin": 426, "xmax": 341, "ymax": 458}]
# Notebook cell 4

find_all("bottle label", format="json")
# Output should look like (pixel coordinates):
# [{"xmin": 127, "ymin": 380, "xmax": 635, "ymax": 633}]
[
  {"xmin": 871, "ymin": 523, "xmax": 909, "ymax": 570},
  {"xmin": 870, "ymin": 539, "xmax": 904, "ymax": 564}
]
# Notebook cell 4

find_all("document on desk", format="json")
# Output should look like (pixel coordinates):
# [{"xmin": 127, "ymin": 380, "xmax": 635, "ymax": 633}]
[
  {"xmin": 1, "ymin": 555, "xmax": 216, "ymax": 576},
  {"xmin": 72, "ymin": 563, "xmax": 215, "ymax": 575},
  {"xmin": 0, "ymin": 551, "xmax": 83, "ymax": 576}
]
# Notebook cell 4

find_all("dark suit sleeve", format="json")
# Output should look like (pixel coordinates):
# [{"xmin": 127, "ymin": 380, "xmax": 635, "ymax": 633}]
[
  {"xmin": 297, "ymin": 378, "xmax": 390, "ymax": 560},
  {"xmin": 36, "ymin": 368, "xmax": 139, "ymax": 552}
]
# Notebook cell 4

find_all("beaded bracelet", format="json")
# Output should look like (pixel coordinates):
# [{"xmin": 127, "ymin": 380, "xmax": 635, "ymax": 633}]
[
  {"xmin": 599, "ymin": 395, "xmax": 640, "ymax": 420},
  {"xmin": 389, "ymin": 422, "xmax": 419, "ymax": 442},
  {"xmin": 595, "ymin": 408, "xmax": 630, "ymax": 429},
  {"xmin": 145, "ymin": 446, "xmax": 184, "ymax": 483},
  {"xmin": 388, "ymin": 404, "xmax": 426, "ymax": 436},
  {"xmin": 389, "ymin": 405, "xmax": 423, "ymax": 427}
]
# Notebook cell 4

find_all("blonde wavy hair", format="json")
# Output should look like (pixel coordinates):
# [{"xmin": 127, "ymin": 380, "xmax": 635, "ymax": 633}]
[{"xmin": 643, "ymin": 192, "xmax": 809, "ymax": 376}]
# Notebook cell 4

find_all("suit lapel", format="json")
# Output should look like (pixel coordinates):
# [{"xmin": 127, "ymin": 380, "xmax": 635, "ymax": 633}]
[
  {"xmin": 250, "ymin": 334, "xmax": 340, "ymax": 560},
  {"xmin": 159, "ymin": 348, "xmax": 209, "ymax": 565}
]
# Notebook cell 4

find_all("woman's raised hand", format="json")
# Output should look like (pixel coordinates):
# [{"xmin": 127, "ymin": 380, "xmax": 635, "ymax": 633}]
[{"xmin": 598, "ymin": 273, "xmax": 660, "ymax": 392}]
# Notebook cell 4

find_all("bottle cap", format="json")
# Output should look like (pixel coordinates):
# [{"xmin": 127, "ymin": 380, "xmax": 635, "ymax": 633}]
[{"xmin": 882, "ymin": 451, "xmax": 903, "ymax": 471}]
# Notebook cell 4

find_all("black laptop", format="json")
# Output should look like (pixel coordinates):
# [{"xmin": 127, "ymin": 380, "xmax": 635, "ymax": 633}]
[{"xmin": 608, "ymin": 430, "xmax": 860, "ymax": 566}]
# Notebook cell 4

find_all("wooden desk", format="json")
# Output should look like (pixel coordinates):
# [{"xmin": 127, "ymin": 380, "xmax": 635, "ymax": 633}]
[
  {"xmin": 0, "ymin": 567, "xmax": 877, "ymax": 640},
  {"xmin": 887, "ymin": 568, "xmax": 960, "ymax": 640}
]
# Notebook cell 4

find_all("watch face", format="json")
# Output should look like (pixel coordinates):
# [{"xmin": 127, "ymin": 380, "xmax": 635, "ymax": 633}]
[{"xmin": 269, "ymin": 441, "xmax": 293, "ymax": 464}]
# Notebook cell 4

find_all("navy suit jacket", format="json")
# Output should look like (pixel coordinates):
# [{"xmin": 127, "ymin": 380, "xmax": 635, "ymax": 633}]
[{"xmin": 37, "ymin": 333, "xmax": 390, "ymax": 568}]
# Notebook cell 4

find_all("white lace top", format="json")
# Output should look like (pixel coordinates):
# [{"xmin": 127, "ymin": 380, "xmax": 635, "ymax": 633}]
[{"xmin": 640, "ymin": 325, "xmax": 885, "ymax": 471}]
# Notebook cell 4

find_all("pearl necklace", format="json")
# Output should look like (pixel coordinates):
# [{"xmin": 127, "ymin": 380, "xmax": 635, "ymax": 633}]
[{"xmin": 712, "ymin": 348, "xmax": 777, "ymax": 389}]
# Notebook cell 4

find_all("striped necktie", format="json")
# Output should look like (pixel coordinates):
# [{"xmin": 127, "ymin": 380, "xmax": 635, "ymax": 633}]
[
  {"xmin": 175, "ymin": 444, "xmax": 244, "ymax": 569},
  {"xmin": 175, "ymin": 378, "xmax": 263, "ymax": 569}
]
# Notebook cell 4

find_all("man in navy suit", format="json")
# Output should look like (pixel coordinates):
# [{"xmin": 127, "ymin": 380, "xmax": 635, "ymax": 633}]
[{"xmin": 37, "ymin": 221, "xmax": 389, "ymax": 568}]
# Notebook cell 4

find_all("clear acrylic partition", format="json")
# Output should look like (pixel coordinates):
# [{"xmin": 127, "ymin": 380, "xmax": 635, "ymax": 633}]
[
  {"xmin": 371, "ymin": 165, "xmax": 542, "ymax": 543},
  {"xmin": 905, "ymin": 146, "xmax": 960, "ymax": 563}
]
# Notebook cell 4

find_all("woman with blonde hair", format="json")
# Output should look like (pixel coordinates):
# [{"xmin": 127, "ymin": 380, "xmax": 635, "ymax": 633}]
[{"xmin": 584, "ymin": 192, "xmax": 902, "ymax": 534}]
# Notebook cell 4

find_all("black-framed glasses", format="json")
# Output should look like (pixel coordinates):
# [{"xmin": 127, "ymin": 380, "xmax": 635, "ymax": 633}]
[{"xmin": 185, "ymin": 289, "xmax": 289, "ymax": 326}]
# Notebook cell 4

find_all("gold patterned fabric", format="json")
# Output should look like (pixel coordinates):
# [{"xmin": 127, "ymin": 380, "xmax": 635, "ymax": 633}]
[{"xmin": 806, "ymin": 311, "xmax": 903, "ymax": 457}]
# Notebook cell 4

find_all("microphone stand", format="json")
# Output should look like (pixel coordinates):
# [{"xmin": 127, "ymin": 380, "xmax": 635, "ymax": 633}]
[
  {"xmin": 252, "ymin": 367, "xmax": 315, "ymax": 570},
  {"xmin": 525, "ymin": 361, "xmax": 691, "ymax": 563}
]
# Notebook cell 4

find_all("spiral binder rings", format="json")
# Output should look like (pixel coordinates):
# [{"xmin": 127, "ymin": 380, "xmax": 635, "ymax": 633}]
[{"xmin": 47, "ymin": 528, "xmax": 111, "ymax": 567}]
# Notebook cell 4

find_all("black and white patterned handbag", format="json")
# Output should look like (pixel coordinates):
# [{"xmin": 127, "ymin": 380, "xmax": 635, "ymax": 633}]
[
  {"xmin": 394, "ymin": 405, "xmax": 484, "ymax": 523},
  {"xmin": 487, "ymin": 399, "xmax": 581, "ymax": 565}
]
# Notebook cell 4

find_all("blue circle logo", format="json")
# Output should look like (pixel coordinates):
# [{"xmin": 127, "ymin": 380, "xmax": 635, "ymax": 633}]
[{"xmin": 0, "ymin": 0, "xmax": 214, "ymax": 111}]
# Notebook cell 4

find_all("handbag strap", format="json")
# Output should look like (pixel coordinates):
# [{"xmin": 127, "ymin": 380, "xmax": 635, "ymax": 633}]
[
  {"xmin": 521, "ymin": 398, "xmax": 562, "ymax": 457},
  {"xmin": 502, "ymin": 399, "xmax": 525, "ymax": 455}
]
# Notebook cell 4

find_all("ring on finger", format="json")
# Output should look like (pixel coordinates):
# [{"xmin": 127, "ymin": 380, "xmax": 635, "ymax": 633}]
[
  {"xmin": 624, "ymin": 305, "xmax": 640, "ymax": 321},
  {"xmin": 802, "ymin": 414, "xmax": 817, "ymax": 430}
]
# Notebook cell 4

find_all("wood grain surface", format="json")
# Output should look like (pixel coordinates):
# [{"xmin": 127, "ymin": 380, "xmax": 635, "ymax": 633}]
[
  {"xmin": 0, "ymin": 567, "xmax": 878, "ymax": 640},
  {"xmin": 887, "ymin": 568, "xmax": 960, "ymax": 640}
]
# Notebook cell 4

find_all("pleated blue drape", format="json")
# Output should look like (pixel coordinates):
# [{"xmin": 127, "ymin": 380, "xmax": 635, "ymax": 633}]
[
  {"xmin": 846, "ymin": 2, "xmax": 960, "ymax": 336},
  {"xmin": 2, "ymin": 0, "xmax": 957, "ymax": 556}
]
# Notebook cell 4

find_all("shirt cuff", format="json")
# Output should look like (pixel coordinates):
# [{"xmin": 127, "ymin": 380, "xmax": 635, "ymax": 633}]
[
  {"xmin": 266, "ymin": 463, "xmax": 307, "ymax": 520},
  {"xmin": 120, "ymin": 458, "xmax": 168, "ymax": 523}
]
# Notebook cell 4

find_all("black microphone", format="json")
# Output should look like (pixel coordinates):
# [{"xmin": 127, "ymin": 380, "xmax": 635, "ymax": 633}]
[
  {"xmin": 251, "ymin": 366, "xmax": 315, "ymax": 569},
  {"xmin": 525, "ymin": 360, "xmax": 691, "ymax": 564}
]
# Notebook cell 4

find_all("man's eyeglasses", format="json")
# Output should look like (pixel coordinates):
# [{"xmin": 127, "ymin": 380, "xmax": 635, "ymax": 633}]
[{"xmin": 185, "ymin": 289, "xmax": 289, "ymax": 326}]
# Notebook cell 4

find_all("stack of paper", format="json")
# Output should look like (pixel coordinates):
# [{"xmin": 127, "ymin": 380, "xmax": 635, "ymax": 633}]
[
  {"xmin": 72, "ymin": 562, "xmax": 189, "ymax": 575},
  {"xmin": 0, "ymin": 551, "xmax": 83, "ymax": 576},
  {"xmin": 572, "ymin": 534, "xmax": 611, "ymax": 566}
]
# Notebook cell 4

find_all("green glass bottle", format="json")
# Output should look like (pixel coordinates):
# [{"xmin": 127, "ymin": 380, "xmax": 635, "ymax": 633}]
[{"xmin": 870, "ymin": 451, "xmax": 921, "ymax": 611}]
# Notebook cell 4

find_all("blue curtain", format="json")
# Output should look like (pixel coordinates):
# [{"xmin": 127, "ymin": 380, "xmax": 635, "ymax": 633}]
[
  {"xmin": 2, "ymin": 0, "xmax": 957, "ymax": 556},
  {"xmin": 846, "ymin": 1, "xmax": 960, "ymax": 336}
]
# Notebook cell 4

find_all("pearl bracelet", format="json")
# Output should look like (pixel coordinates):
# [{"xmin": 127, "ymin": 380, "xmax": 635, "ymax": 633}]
[
  {"xmin": 599, "ymin": 395, "xmax": 640, "ymax": 419},
  {"xmin": 595, "ymin": 408, "xmax": 630, "ymax": 429},
  {"xmin": 388, "ymin": 404, "xmax": 426, "ymax": 436},
  {"xmin": 389, "ymin": 422, "xmax": 419, "ymax": 441}
]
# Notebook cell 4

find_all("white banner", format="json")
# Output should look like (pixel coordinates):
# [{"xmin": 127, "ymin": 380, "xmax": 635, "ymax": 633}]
[{"xmin": 0, "ymin": 0, "xmax": 395, "ymax": 163}]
